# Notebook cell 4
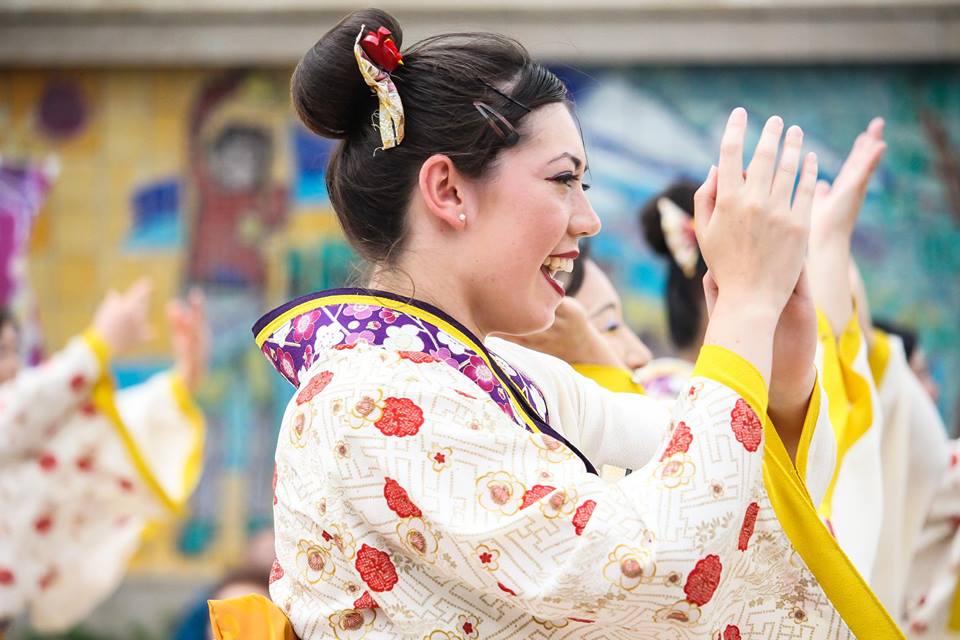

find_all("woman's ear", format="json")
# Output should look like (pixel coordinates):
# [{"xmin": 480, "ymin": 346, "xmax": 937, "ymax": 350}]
[{"xmin": 418, "ymin": 154, "xmax": 468, "ymax": 229}]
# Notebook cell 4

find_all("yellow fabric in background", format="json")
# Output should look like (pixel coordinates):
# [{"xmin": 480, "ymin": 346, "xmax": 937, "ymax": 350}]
[{"xmin": 209, "ymin": 595, "xmax": 296, "ymax": 640}]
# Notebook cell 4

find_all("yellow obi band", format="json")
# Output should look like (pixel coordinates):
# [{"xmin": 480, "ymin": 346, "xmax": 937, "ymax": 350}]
[{"xmin": 209, "ymin": 594, "xmax": 296, "ymax": 640}]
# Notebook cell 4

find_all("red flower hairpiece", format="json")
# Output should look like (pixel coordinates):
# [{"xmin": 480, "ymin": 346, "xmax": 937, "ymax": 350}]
[{"xmin": 361, "ymin": 27, "xmax": 404, "ymax": 73}]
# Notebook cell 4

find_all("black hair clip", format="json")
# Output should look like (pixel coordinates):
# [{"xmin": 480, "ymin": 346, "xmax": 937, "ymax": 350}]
[
  {"xmin": 476, "ymin": 78, "xmax": 531, "ymax": 113},
  {"xmin": 473, "ymin": 101, "xmax": 520, "ymax": 146}
]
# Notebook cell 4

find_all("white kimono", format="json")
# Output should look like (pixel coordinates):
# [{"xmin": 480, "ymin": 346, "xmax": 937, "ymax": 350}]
[
  {"xmin": 0, "ymin": 330, "xmax": 204, "ymax": 631},
  {"xmin": 255, "ymin": 289, "xmax": 900, "ymax": 639}
]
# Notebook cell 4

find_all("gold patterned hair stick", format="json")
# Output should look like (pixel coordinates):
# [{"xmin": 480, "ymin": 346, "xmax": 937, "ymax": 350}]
[{"xmin": 354, "ymin": 25, "xmax": 405, "ymax": 149}]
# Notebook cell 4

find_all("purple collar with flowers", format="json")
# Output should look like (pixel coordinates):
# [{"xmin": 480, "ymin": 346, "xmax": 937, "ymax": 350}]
[{"xmin": 253, "ymin": 288, "xmax": 596, "ymax": 474}]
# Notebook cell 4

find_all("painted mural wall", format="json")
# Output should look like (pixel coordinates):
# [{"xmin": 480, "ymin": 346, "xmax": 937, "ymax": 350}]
[{"xmin": 0, "ymin": 64, "xmax": 957, "ymax": 579}]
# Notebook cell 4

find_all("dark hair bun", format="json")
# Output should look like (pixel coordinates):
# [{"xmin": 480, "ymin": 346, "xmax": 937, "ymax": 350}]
[
  {"xmin": 638, "ymin": 180, "xmax": 698, "ymax": 259},
  {"xmin": 291, "ymin": 9, "xmax": 403, "ymax": 139}
]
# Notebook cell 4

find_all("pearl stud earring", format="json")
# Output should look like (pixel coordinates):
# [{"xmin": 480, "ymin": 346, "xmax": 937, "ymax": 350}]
[{"xmin": 458, "ymin": 213, "xmax": 466, "ymax": 222}]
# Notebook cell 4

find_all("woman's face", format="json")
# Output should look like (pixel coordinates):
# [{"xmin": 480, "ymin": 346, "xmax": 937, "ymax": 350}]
[
  {"xmin": 459, "ymin": 103, "xmax": 601, "ymax": 336},
  {"xmin": 574, "ymin": 260, "xmax": 652, "ymax": 371}
]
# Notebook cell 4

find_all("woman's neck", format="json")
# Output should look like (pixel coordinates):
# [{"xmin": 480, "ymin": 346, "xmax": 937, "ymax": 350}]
[{"xmin": 367, "ymin": 266, "xmax": 486, "ymax": 340}]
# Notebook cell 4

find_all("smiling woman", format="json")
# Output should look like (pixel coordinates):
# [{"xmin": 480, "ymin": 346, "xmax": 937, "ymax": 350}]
[{"xmin": 219, "ymin": 7, "xmax": 904, "ymax": 640}]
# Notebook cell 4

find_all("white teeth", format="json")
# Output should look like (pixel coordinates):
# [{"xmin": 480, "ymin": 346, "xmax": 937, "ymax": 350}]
[{"xmin": 542, "ymin": 256, "xmax": 574, "ymax": 274}]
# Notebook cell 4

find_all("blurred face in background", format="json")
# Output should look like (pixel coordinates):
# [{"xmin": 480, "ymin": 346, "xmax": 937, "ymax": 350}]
[
  {"xmin": 572, "ymin": 259, "xmax": 652, "ymax": 371},
  {"xmin": 0, "ymin": 321, "xmax": 20, "ymax": 384}
]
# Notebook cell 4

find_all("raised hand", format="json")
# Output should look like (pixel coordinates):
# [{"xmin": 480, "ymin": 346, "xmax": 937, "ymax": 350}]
[
  {"xmin": 91, "ymin": 278, "xmax": 154, "ymax": 357},
  {"xmin": 811, "ymin": 117, "xmax": 886, "ymax": 243},
  {"xmin": 809, "ymin": 117, "xmax": 886, "ymax": 336},
  {"xmin": 695, "ymin": 108, "xmax": 818, "ymax": 384},
  {"xmin": 167, "ymin": 288, "xmax": 210, "ymax": 391},
  {"xmin": 507, "ymin": 297, "xmax": 624, "ymax": 369}
]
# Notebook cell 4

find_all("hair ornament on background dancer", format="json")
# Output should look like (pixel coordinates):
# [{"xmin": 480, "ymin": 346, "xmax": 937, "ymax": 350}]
[
  {"xmin": 657, "ymin": 196, "xmax": 700, "ymax": 278},
  {"xmin": 354, "ymin": 24, "xmax": 405, "ymax": 149}
]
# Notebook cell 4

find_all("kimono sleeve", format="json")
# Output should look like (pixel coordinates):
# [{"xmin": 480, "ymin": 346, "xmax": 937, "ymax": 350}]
[
  {"xmin": 0, "ymin": 330, "xmax": 108, "ymax": 461},
  {"xmin": 112, "ymin": 371, "xmax": 206, "ymax": 512},
  {"xmin": 272, "ymin": 343, "xmax": 768, "ymax": 632},
  {"xmin": 484, "ymin": 336, "xmax": 671, "ymax": 471},
  {"xmin": 22, "ymin": 373, "xmax": 205, "ymax": 631}
]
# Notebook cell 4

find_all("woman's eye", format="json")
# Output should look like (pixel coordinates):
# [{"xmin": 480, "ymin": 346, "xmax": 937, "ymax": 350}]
[
  {"xmin": 551, "ymin": 173, "xmax": 586, "ymax": 189},
  {"xmin": 604, "ymin": 322, "xmax": 620, "ymax": 333}
]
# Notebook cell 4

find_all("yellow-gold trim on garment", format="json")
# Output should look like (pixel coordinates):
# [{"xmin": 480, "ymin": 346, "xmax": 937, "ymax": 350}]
[
  {"xmin": 818, "ymin": 310, "xmax": 874, "ymax": 521},
  {"xmin": 868, "ymin": 328, "xmax": 893, "ymax": 387},
  {"xmin": 572, "ymin": 363, "xmax": 646, "ymax": 395},
  {"xmin": 763, "ymin": 413, "xmax": 903, "ymax": 638},
  {"xmin": 791, "ymin": 374, "xmax": 822, "ymax": 482},
  {"xmin": 693, "ymin": 343, "xmax": 901, "ymax": 637},
  {"xmin": 256, "ymin": 293, "xmax": 543, "ymax": 434}
]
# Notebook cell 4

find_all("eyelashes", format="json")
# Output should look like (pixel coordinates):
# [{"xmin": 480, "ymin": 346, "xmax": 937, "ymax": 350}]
[{"xmin": 550, "ymin": 172, "xmax": 592, "ymax": 191}]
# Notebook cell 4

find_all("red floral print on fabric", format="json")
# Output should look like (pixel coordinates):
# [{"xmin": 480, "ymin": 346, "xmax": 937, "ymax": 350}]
[
  {"xmin": 519, "ymin": 484, "xmax": 556, "ymax": 510},
  {"xmin": 34, "ymin": 514, "xmax": 53, "ymax": 535},
  {"xmin": 277, "ymin": 349, "xmax": 297, "ymax": 383},
  {"xmin": 70, "ymin": 374, "xmax": 86, "ymax": 393},
  {"xmin": 454, "ymin": 390, "xmax": 477, "ymax": 400},
  {"xmin": 730, "ymin": 399, "xmax": 762, "ymax": 452},
  {"xmin": 398, "ymin": 351, "xmax": 438, "ymax": 364},
  {"xmin": 462, "ymin": 620, "xmax": 475, "ymax": 634},
  {"xmin": 38, "ymin": 567, "xmax": 58, "ymax": 590},
  {"xmin": 374, "ymin": 397, "xmax": 424, "ymax": 437},
  {"xmin": 497, "ymin": 582, "xmax": 517, "ymax": 596},
  {"xmin": 303, "ymin": 345, "xmax": 315, "ymax": 370},
  {"xmin": 334, "ymin": 343, "xmax": 358, "ymax": 351},
  {"xmin": 354, "ymin": 591, "xmax": 379, "ymax": 609},
  {"xmin": 37, "ymin": 452, "xmax": 57, "ymax": 472},
  {"xmin": 269, "ymin": 558, "xmax": 284, "ymax": 584},
  {"xmin": 684, "ymin": 554, "xmax": 722, "ymax": 606},
  {"xmin": 738, "ymin": 502, "xmax": 760, "ymax": 551},
  {"xmin": 80, "ymin": 401, "xmax": 98, "ymax": 416},
  {"xmin": 572, "ymin": 500, "xmax": 597, "ymax": 536},
  {"xmin": 118, "ymin": 477, "xmax": 135, "ymax": 492},
  {"xmin": 433, "ymin": 452, "xmax": 446, "ymax": 464},
  {"xmin": 724, "ymin": 625, "xmax": 742, "ymax": 640},
  {"xmin": 384, "ymin": 477, "xmax": 423, "ymax": 518},
  {"xmin": 76, "ymin": 454, "xmax": 94, "ymax": 472},
  {"xmin": 296, "ymin": 371, "xmax": 334, "ymax": 405},
  {"xmin": 660, "ymin": 421, "xmax": 694, "ymax": 461},
  {"xmin": 355, "ymin": 544, "xmax": 398, "ymax": 592},
  {"xmin": 291, "ymin": 310, "xmax": 321, "ymax": 342},
  {"xmin": 0, "ymin": 567, "xmax": 13, "ymax": 585}
]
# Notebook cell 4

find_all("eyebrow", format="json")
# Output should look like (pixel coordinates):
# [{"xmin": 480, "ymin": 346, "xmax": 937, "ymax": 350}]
[
  {"xmin": 548, "ymin": 152, "xmax": 585, "ymax": 170},
  {"xmin": 589, "ymin": 301, "xmax": 617, "ymax": 318}
]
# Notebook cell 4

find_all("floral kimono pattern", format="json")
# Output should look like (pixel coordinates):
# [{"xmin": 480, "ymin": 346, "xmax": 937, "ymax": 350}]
[
  {"xmin": 0, "ymin": 330, "xmax": 204, "ymax": 631},
  {"xmin": 256, "ymin": 289, "xmax": 901, "ymax": 639}
]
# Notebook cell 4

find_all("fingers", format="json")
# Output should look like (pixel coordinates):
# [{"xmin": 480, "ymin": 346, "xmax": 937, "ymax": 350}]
[
  {"xmin": 124, "ymin": 277, "xmax": 153, "ymax": 305},
  {"xmin": 814, "ymin": 180, "xmax": 831, "ymax": 201},
  {"xmin": 745, "ymin": 115, "xmax": 785, "ymax": 195},
  {"xmin": 791, "ymin": 152, "xmax": 819, "ymax": 227},
  {"xmin": 769, "ymin": 125, "xmax": 804, "ymax": 205},
  {"xmin": 866, "ymin": 116, "xmax": 884, "ymax": 140},
  {"xmin": 693, "ymin": 165, "xmax": 718, "ymax": 236},
  {"xmin": 717, "ymin": 108, "xmax": 747, "ymax": 196}
]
